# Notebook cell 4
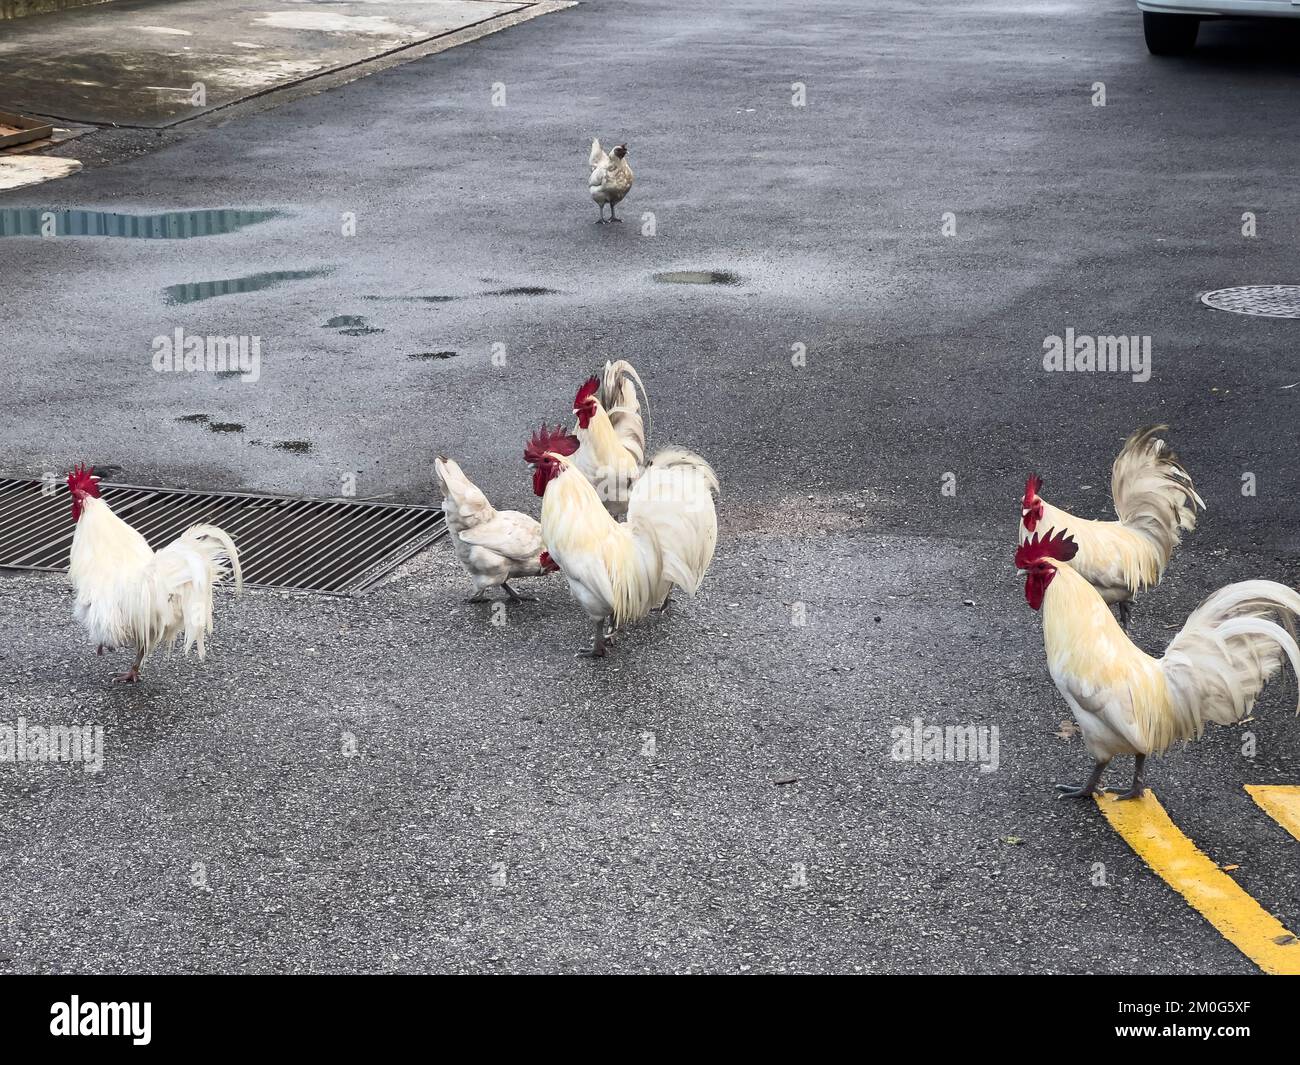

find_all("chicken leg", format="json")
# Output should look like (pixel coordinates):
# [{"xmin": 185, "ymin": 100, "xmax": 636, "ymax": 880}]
[
  {"xmin": 113, "ymin": 646, "xmax": 145, "ymax": 684},
  {"xmin": 1104, "ymin": 754, "xmax": 1146, "ymax": 801},
  {"xmin": 576, "ymin": 617, "xmax": 611, "ymax": 658},
  {"xmin": 1116, "ymin": 599, "xmax": 1132, "ymax": 632},
  {"xmin": 1055, "ymin": 758, "xmax": 1109, "ymax": 799},
  {"xmin": 502, "ymin": 582, "xmax": 537, "ymax": 603}
]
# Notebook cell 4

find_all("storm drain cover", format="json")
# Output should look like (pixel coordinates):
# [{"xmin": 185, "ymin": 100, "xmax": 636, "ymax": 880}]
[
  {"xmin": 0, "ymin": 477, "xmax": 445, "ymax": 595},
  {"xmin": 1200, "ymin": 285, "xmax": 1300, "ymax": 319}
]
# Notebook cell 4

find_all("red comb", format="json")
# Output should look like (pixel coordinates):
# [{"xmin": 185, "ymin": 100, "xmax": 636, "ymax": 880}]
[
  {"xmin": 524, "ymin": 424, "xmax": 580, "ymax": 466},
  {"xmin": 574, "ymin": 376, "xmax": 600, "ymax": 407},
  {"xmin": 66, "ymin": 463, "xmax": 101, "ymax": 497},
  {"xmin": 1015, "ymin": 528, "xmax": 1077, "ymax": 569},
  {"xmin": 1022, "ymin": 474, "xmax": 1042, "ymax": 508}
]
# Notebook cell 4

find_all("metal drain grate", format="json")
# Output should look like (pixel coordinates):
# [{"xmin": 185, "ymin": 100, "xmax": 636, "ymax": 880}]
[
  {"xmin": 0, "ymin": 477, "xmax": 445, "ymax": 595},
  {"xmin": 1200, "ymin": 285, "xmax": 1300, "ymax": 319}
]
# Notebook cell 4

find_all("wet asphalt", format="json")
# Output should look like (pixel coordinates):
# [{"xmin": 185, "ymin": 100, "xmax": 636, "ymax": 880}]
[{"xmin": 1, "ymin": 0, "xmax": 1300, "ymax": 973}]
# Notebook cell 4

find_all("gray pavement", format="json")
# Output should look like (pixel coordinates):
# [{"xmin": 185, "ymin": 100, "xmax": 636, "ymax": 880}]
[{"xmin": 2, "ymin": 0, "xmax": 1300, "ymax": 973}]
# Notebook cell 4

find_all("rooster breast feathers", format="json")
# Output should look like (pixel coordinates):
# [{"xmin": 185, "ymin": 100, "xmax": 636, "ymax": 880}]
[{"xmin": 69, "ymin": 495, "xmax": 241, "ymax": 660}]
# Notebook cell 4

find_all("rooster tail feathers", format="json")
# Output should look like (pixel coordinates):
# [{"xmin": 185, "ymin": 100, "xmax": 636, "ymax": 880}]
[
  {"xmin": 600, "ymin": 359, "xmax": 650, "ymax": 466},
  {"xmin": 160, "ymin": 524, "xmax": 242, "ymax": 658},
  {"xmin": 630, "ymin": 448, "xmax": 719, "ymax": 597},
  {"xmin": 1157, "ymin": 580, "xmax": 1300, "ymax": 750},
  {"xmin": 1110, "ymin": 426, "xmax": 1205, "ymax": 568},
  {"xmin": 435, "ymin": 456, "xmax": 494, "ymax": 525},
  {"xmin": 186, "ymin": 523, "xmax": 243, "ymax": 594},
  {"xmin": 646, "ymin": 447, "xmax": 720, "ymax": 495}
]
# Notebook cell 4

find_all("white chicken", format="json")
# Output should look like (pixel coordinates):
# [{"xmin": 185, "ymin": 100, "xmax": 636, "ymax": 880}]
[
  {"xmin": 1018, "ymin": 527, "xmax": 1300, "ymax": 799},
  {"xmin": 570, "ymin": 360, "xmax": 648, "ymax": 519},
  {"xmin": 1019, "ymin": 425, "xmax": 1204, "ymax": 629},
  {"xmin": 66, "ymin": 464, "xmax": 242, "ymax": 683},
  {"xmin": 525, "ymin": 425, "xmax": 718, "ymax": 657},
  {"xmin": 435, "ymin": 456, "xmax": 556, "ymax": 602},
  {"xmin": 589, "ymin": 138, "xmax": 633, "ymax": 224}
]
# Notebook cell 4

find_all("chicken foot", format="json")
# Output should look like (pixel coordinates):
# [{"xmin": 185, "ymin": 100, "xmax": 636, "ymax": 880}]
[
  {"xmin": 1115, "ymin": 599, "xmax": 1131, "ymax": 632},
  {"xmin": 113, "ymin": 647, "xmax": 145, "ymax": 684},
  {"xmin": 1055, "ymin": 759, "xmax": 1109, "ymax": 799},
  {"xmin": 1104, "ymin": 754, "xmax": 1146, "ymax": 801},
  {"xmin": 502, "ymin": 582, "xmax": 538, "ymax": 603},
  {"xmin": 576, "ymin": 617, "xmax": 612, "ymax": 659}
]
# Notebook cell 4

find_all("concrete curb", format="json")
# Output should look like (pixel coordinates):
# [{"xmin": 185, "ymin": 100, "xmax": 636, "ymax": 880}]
[{"xmin": 169, "ymin": 1, "xmax": 579, "ymax": 132}]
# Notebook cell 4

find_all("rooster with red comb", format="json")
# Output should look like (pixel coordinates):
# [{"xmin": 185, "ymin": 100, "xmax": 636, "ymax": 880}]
[
  {"xmin": 1018, "ymin": 426, "xmax": 1203, "ymax": 631},
  {"xmin": 526, "ymin": 423, "xmax": 717, "ymax": 658},
  {"xmin": 1018, "ymin": 527, "xmax": 1300, "ymax": 800},
  {"xmin": 66, "ymin": 464, "xmax": 242, "ymax": 683},
  {"xmin": 570, "ymin": 360, "xmax": 648, "ymax": 520}
]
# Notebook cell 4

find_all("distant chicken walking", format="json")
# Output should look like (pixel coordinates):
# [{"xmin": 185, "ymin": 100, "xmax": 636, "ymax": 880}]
[
  {"xmin": 435, "ymin": 456, "xmax": 557, "ymax": 602},
  {"xmin": 66, "ymin": 464, "xmax": 242, "ymax": 683},
  {"xmin": 589, "ymin": 138, "xmax": 633, "ymax": 223},
  {"xmin": 525, "ymin": 425, "xmax": 718, "ymax": 658},
  {"xmin": 1019, "ymin": 425, "xmax": 1204, "ymax": 630},
  {"xmin": 1017, "ymin": 528, "xmax": 1300, "ymax": 800}
]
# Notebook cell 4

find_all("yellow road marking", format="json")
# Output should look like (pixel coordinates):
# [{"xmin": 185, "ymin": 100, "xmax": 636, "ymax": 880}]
[
  {"xmin": 1245, "ymin": 785, "xmax": 1300, "ymax": 842},
  {"xmin": 1096, "ymin": 791, "xmax": 1300, "ymax": 975}
]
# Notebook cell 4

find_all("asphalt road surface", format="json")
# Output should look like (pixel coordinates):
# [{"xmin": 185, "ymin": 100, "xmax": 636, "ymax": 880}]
[{"xmin": 2, "ymin": 0, "xmax": 1299, "ymax": 974}]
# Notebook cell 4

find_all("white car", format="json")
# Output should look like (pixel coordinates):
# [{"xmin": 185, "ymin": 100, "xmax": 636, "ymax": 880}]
[{"xmin": 1140, "ymin": 1, "xmax": 1300, "ymax": 54}]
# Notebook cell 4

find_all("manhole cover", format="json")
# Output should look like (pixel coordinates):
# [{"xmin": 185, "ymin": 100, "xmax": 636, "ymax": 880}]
[
  {"xmin": 0, "ymin": 477, "xmax": 445, "ymax": 595},
  {"xmin": 1200, "ymin": 285, "xmax": 1300, "ymax": 319}
]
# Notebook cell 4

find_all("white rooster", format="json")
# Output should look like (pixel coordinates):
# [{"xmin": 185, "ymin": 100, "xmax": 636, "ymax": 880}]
[
  {"xmin": 589, "ymin": 138, "xmax": 633, "ymax": 223},
  {"xmin": 66, "ymin": 464, "xmax": 242, "ymax": 683},
  {"xmin": 435, "ymin": 456, "xmax": 556, "ymax": 602},
  {"xmin": 570, "ymin": 360, "xmax": 649, "ymax": 519},
  {"xmin": 1018, "ymin": 527, "xmax": 1300, "ymax": 799},
  {"xmin": 525, "ymin": 425, "xmax": 718, "ymax": 658}
]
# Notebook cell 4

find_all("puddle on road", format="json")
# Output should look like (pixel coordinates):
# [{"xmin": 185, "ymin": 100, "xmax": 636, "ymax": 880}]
[
  {"xmin": 175, "ymin": 413, "xmax": 209, "ymax": 424},
  {"xmin": 324, "ymin": 314, "xmax": 383, "ymax": 336},
  {"xmin": 652, "ymin": 270, "xmax": 741, "ymax": 286},
  {"xmin": 163, "ymin": 267, "xmax": 332, "ymax": 305},
  {"xmin": 408, "ymin": 350, "xmax": 458, "ymax": 361},
  {"xmin": 484, "ymin": 286, "xmax": 558, "ymax": 297},
  {"xmin": 273, "ymin": 440, "xmax": 312, "ymax": 453},
  {"xmin": 361, "ymin": 286, "xmax": 559, "ymax": 303},
  {"xmin": 0, "ymin": 208, "xmax": 279, "ymax": 239},
  {"xmin": 364, "ymin": 294, "xmax": 458, "ymax": 304},
  {"xmin": 207, "ymin": 422, "xmax": 245, "ymax": 434}
]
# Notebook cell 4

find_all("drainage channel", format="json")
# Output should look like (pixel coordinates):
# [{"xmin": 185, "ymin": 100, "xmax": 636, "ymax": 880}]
[{"xmin": 0, "ymin": 477, "xmax": 445, "ymax": 595}]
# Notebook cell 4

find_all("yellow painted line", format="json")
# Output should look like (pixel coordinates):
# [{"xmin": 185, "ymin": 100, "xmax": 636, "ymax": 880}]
[
  {"xmin": 1096, "ymin": 791, "xmax": 1300, "ymax": 975},
  {"xmin": 1245, "ymin": 785, "xmax": 1300, "ymax": 841}
]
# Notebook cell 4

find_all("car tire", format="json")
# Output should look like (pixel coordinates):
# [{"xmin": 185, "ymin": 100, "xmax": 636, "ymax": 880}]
[{"xmin": 1143, "ymin": 11, "xmax": 1199, "ymax": 55}]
